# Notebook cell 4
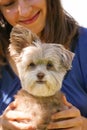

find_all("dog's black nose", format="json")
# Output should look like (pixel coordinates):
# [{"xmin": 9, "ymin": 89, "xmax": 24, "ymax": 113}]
[{"xmin": 37, "ymin": 72, "xmax": 45, "ymax": 79}]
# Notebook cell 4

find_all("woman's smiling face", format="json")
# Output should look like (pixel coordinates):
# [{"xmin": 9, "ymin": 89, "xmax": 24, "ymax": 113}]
[{"xmin": 0, "ymin": 0, "xmax": 47, "ymax": 35}]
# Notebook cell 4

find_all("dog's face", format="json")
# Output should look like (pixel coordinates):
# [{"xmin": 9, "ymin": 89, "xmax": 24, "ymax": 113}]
[{"xmin": 9, "ymin": 25, "xmax": 74, "ymax": 97}]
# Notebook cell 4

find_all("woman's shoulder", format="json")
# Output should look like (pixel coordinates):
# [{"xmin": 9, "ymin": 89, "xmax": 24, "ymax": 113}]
[
  {"xmin": 78, "ymin": 26, "xmax": 87, "ymax": 44},
  {"xmin": 73, "ymin": 26, "xmax": 87, "ymax": 55},
  {"xmin": 79, "ymin": 26, "xmax": 87, "ymax": 34},
  {"xmin": 76, "ymin": 26, "xmax": 87, "ymax": 57},
  {"xmin": 70, "ymin": 26, "xmax": 87, "ymax": 52}
]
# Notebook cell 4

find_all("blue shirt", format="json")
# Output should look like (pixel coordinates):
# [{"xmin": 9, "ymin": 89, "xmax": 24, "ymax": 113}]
[
  {"xmin": 0, "ymin": 27, "xmax": 87, "ymax": 117},
  {"xmin": 62, "ymin": 27, "xmax": 87, "ymax": 117}
]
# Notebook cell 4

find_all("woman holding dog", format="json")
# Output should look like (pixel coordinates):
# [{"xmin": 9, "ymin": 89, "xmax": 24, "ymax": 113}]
[{"xmin": 0, "ymin": 0, "xmax": 87, "ymax": 129}]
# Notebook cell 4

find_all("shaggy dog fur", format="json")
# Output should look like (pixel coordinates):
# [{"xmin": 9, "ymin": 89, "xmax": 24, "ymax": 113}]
[{"xmin": 0, "ymin": 25, "xmax": 74, "ymax": 130}]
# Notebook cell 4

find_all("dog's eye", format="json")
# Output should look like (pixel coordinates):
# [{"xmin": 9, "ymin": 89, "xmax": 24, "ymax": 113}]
[
  {"xmin": 29, "ymin": 62, "xmax": 36, "ymax": 68},
  {"xmin": 47, "ymin": 62, "xmax": 53, "ymax": 70}
]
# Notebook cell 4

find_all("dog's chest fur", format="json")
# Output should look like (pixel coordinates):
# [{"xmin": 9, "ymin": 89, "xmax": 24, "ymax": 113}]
[{"xmin": 14, "ymin": 90, "xmax": 66, "ymax": 130}]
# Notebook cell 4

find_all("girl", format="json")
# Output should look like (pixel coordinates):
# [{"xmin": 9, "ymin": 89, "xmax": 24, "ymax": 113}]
[{"xmin": 0, "ymin": 0, "xmax": 87, "ymax": 129}]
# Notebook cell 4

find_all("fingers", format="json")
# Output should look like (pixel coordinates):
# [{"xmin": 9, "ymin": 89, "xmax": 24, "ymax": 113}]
[
  {"xmin": 1, "ymin": 102, "xmax": 35, "ymax": 130},
  {"xmin": 2, "ymin": 109, "xmax": 35, "ymax": 130},
  {"xmin": 51, "ymin": 106, "xmax": 81, "ymax": 120},
  {"xmin": 5, "ymin": 101, "xmax": 17, "ymax": 111},
  {"xmin": 47, "ymin": 117, "xmax": 83, "ymax": 129},
  {"xmin": 48, "ymin": 103, "xmax": 83, "ymax": 130},
  {"xmin": 2, "ymin": 111, "xmax": 35, "ymax": 130},
  {"xmin": 49, "ymin": 128, "xmax": 82, "ymax": 130},
  {"xmin": 2, "ymin": 120, "xmax": 36, "ymax": 130},
  {"xmin": 3, "ymin": 101, "xmax": 32, "ymax": 120},
  {"xmin": 62, "ymin": 95, "xmax": 72, "ymax": 108},
  {"xmin": 3, "ymin": 110, "xmax": 32, "ymax": 120}
]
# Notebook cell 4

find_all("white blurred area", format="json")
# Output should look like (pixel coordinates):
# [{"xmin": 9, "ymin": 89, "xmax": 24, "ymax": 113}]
[{"xmin": 62, "ymin": 0, "xmax": 87, "ymax": 27}]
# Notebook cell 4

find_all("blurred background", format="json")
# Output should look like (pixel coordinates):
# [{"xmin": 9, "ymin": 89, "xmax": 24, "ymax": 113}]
[{"xmin": 62, "ymin": 0, "xmax": 87, "ymax": 27}]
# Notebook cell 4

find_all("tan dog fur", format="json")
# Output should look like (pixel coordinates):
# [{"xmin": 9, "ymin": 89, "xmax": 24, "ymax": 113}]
[{"xmin": 0, "ymin": 25, "xmax": 74, "ymax": 130}]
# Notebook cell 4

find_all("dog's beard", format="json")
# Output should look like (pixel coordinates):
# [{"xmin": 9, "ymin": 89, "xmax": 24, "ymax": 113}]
[{"xmin": 19, "ymin": 68, "xmax": 65, "ymax": 97}]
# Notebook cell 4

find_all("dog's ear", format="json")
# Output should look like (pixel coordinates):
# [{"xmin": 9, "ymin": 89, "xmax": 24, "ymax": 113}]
[
  {"xmin": 61, "ymin": 48, "xmax": 74, "ymax": 70},
  {"xmin": 9, "ymin": 24, "xmax": 40, "ymax": 54},
  {"xmin": 9, "ymin": 24, "xmax": 41, "ymax": 60},
  {"xmin": 54, "ymin": 44, "xmax": 74, "ymax": 70}
]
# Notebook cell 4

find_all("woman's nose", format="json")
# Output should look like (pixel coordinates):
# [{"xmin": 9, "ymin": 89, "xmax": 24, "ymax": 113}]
[{"xmin": 17, "ymin": 0, "xmax": 32, "ymax": 17}]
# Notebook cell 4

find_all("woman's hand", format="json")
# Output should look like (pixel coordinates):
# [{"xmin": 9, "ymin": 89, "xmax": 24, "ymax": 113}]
[
  {"xmin": 47, "ymin": 96, "xmax": 87, "ymax": 130},
  {"xmin": 1, "ymin": 96, "xmax": 87, "ymax": 130},
  {"xmin": 0, "ymin": 101, "xmax": 36, "ymax": 130}
]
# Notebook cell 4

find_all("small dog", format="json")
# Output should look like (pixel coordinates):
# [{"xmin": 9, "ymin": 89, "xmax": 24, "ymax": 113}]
[{"xmin": 1, "ymin": 25, "xmax": 74, "ymax": 130}]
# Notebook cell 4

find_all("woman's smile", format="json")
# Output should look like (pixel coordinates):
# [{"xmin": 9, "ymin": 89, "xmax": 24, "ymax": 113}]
[
  {"xmin": 19, "ymin": 11, "xmax": 40, "ymax": 25},
  {"xmin": 0, "ymin": 0, "xmax": 47, "ymax": 35}
]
